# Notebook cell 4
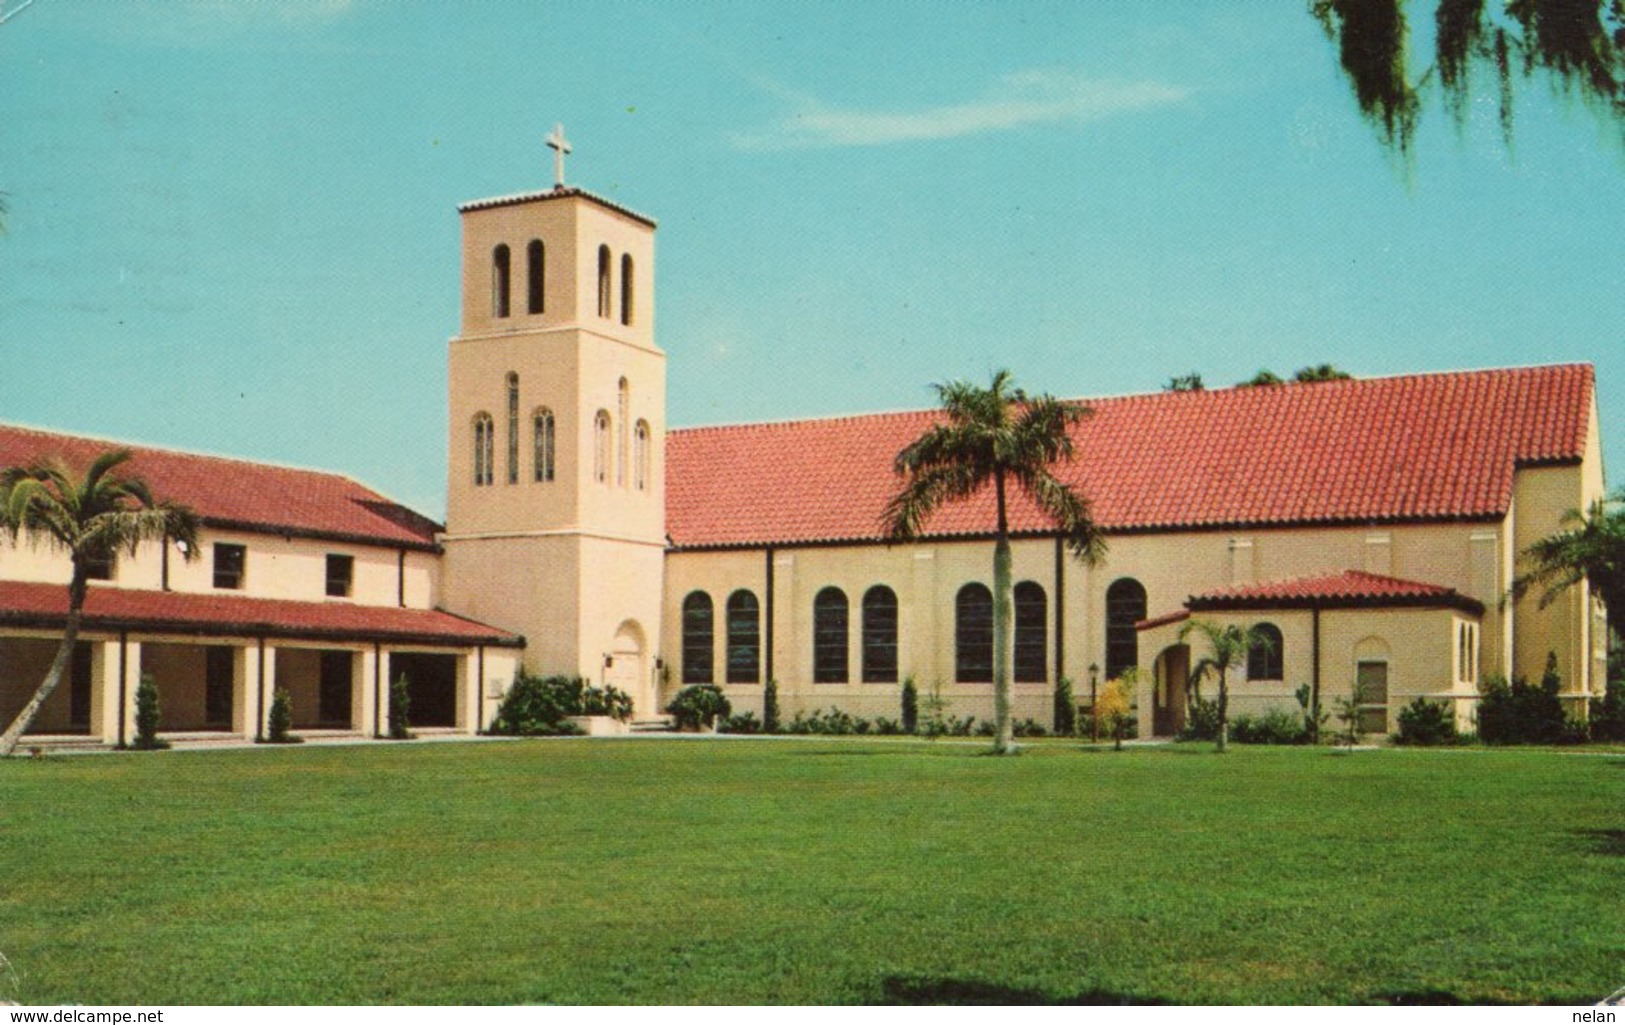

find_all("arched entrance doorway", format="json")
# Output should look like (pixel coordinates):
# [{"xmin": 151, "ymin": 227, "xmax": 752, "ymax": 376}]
[
  {"xmin": 1152, "ymin": 644, "xmax": 1191, "ymax": 737},
  {"xmin": 605, "ymin": 621, "xmax": 648, "ymax": 718}
]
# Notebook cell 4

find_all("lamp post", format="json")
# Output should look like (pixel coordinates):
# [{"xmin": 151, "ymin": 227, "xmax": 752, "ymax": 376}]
[{"xmin": 1088, "ymin": 662, "xmax": 1100, "ymax": 743}]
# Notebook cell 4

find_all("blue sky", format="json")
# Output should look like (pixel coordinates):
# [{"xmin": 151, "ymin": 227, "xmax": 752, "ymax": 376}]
[{"xmin": 1, "ymin": 2, "xmax": 1619, "ymax": 518}]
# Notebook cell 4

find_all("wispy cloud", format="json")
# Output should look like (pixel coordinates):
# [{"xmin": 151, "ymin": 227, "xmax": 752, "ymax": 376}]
[{"xmin": 732, "ymin": 70, "xmax": 1188, "ymax": 151}]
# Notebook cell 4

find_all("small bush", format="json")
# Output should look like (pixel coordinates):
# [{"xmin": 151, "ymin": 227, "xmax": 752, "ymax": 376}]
[
  {"xmin": 264, "ymin": 688, "xmax": 303, "ymax": 745},
  {"xmin": 1394, "ymin": 697, "xmax": 1459, "ymax": 746},
  {"xmin": 488, "ymin": 672, "xmax": 589, "ymax": 736},
  {"xmin": 872, "ymin": 716, "xmax": 903, "ymax": 735},
  {"xmin": 580, "ymin": 684, "xmax": 635, "ymax": 722},
  {"xmin": 1588, "ymin": 674, "xmax": 1625, "ymax": 742},
  {"xmin": 1052, "ymin": 677, "xmax": 1076, "ymax": 737},
  {"xmin": 1294, "ymin": 683, "xmax": 1327, "ymax": 743},
  {"xmin": 1014, "ymin": 718, "xmax": 1049, "ymax": 738},
  {"xmin": 388, "ymin": 673, "xmax": 414, "ymax": 740},
  {"xmin": 1477, "ymin": 654, "xmax": 1583, "ymax": 745},
  {"xmin": 667, "ymin": 684, "xmax": 731, "ymax": 731},
  {"xmin": 131, "ymin": 673, "xmax": 168, "ymax": 750},
  {"xmin": 975, "ymin": 719, "xmax": 996, "ymax": 737},
  {"xmin": 763, "ymin": 678, "xmax": 781, "ymax": 734},
  {"xmin": 783, "ymin": 707, "xmax": 872, "ymax": 735},
  {"xmin": 1178, "ymin": 696, "xmax": 1222, "ymax": 742},
  {"xmin": 718, "ymin": 711, "xmax": 761, "ymax": 734},
  {"xmin": 901, "ymin": 677, "xmax": 918, "ymax": 734},
  {"xmin": 1230, "ymin": 707, "xmax": 1308, "ymax": 746}
]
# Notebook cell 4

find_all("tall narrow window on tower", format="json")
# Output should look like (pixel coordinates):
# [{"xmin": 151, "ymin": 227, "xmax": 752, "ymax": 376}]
[
  {"xmin": 491, "ymin": 245, "xmax": 511, "ymax": 319},
  {"xmin": 473, "ymin": 413, "xmax": 494, "ymax": 486},
  {"xmin": 593, "ymin": 410, "xmax": 611, "ymax": 484},
  {"xmin": 634, "ymin": 420, "xmax": 650, "ymax": 491},
  {"xmin": 506, "ymin": 373, "xmax": 520, "ymax": 485},
  {"xmin": 620, "ymin": 253, "xmax": 634, "ymax": 325},
  {"xmin": 533, "ymin": 407, "xmax": 555, "ymax": 482},
  {"xmin": 526, "ymin": 239, "xmax": 544, "ymax": 314},
  {"xmin": 597, "ymin": 245, "xmax": 612, "ymax": 318},
  {"xmin": 616, "ymin": 378, "xmax": 629, "ymax": 487}
]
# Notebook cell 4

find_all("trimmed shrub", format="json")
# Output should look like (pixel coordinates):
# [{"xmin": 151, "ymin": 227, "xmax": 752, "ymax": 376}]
[
  {"xmin": 901, "ymin": 677, "xmax": 918, "ymax": 734},
  {"xmin": 131, "ymin": 673, "xmax": 168, "ymax": 750},
  {"xmin": 718, "ymin": 711, "xmax": 761, "ymax": 734},
  {"xmin": 872, "ymin": 716, "xmax": 903, "ymax": 735},
  {"xmin": 1477, "ymin": 654, "xmax": 1583, "ymax": 745},
  {"xmin": 1178, "ymin": 696, "xmax": 1222, "ymax": 742},
  {"xmin": 1229, "ymin": 707, "xmax": 1308, "ymax": 746},
  {"xmin": 667, "ymin": 684, "xmax": 731, "ymax": 731},
  {"xmin": 763, "ymin": 678, "xmax": 781, "ymax": 734},
  {"xmin": 488, "ymin": 672, "xmax": 587, "ymax": 736},
  {"xmin": 264, "ymin": 688, "xmax": 303, "ymax": 744},
  {"xmin": 388, "ymin": 673, "xmax": 414, "ymax": 740},
  {"xmin": 581, "ymin": 683, "xmax": 635, "ymax": 722},
  {"xmin": 783, "ymin": 707, "xmax": 871, "ymax": 735},
  {"xmin": 1053, "ymin": 676, "xmax": 1076, "ymax": 737},
  {"xmin": 1588, "ymin": 674, "xmax": 1625, "ymax": 742},
  {"xmin": 1394, "ymin": 697, "xmax": 1459, "ymax": 746}
]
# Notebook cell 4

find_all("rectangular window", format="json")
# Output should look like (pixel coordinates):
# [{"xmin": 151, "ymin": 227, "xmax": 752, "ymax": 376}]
[
  {"xmin": 326, "ymin": 554, "xmax": 354, "ymax": 598},
  {"xmin": 84, "ymin": 552, "xmax": 115, "ymax": 581},
  {"xmin": 213, "ymin": 543, "xmax": 246, "ymax": 590},
  {"xmin": 1355, "ymin": 660, "xmax": 1389, "ymax": 734}
]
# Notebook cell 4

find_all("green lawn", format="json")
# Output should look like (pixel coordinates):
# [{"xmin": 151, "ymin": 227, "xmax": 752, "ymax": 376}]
[{"xmin": 1, "ymin": 737, "xmax": 1621, "ymax": 1005}]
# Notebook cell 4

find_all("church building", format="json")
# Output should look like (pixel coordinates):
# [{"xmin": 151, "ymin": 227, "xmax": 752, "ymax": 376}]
[{"xmin": 0, "ymin": 151, "xmax": 1611, "ymax": 745}]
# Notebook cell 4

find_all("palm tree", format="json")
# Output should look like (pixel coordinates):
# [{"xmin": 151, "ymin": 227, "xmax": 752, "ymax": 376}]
[
  {"xmin": 884, "ymin": 370, "xmax": 1105, "ymax": 755},
  {"xmin": 1177, "ymin": 619, "xmax": 1274, "ymax": 753},
  {"xmin": 1509, "ymin": 488, "xmax": 1623, "ymax": 642},
  {"xmin": 0, "ymin": 449, "xmax": 199, "ymax": 755}
]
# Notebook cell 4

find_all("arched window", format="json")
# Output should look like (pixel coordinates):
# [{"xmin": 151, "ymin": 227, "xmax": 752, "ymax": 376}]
[
  {"xmin": 620, "ymin": 253, "xmax": 635, "ymax": 325},
  {"xmin": 813, "ymin": 587, "xmax": 848, "ymax": 683},
  {"xmin": 1248, "ymin": 622, "xmax": 1284, "ymax": 680},
  {"xmin": 633, "ymin": 420, "xmax": 650, "ymax": 491},
  {"xmin": 532, "ymin": 407, "xmax": 555, "ymax": 482},
  {"xmin": 861, "ymin": 585, "xmax": 898, "ymax": 683},
  {"xmin": 597, "ymin": 245, "xmax": 612, "ymax": 318},
  {"xmin": 526, "ymin": 239, "xmax": 545, "ymax": 314},
  {"xmin": 506, "ymin": 372, "xmax": 519, "ymax": 485},
  {"xmin": 726, "ymin": 590, "xmax": 760, "ymax": 684},
  {"xmin": 956, "ymin": 583, "xmax": 994, "ymax": 683},
  {"xmin": 1104, "ymin": 578, "xmax": 1147, "ymax": 680},
  {"xmin": 681, "ymin": 592, "xmax": 714, "ymax": 685},
  {"xmin": 491, "ymin": 244, "xmax": 510, "ymax": 318},
  {"xmin": 1014, "ymin": 581, "xmax": 1047, "ymax": 683},
  {"xmin": 472, "ymin": 412, "xmax": 494, "ymax": 487},
  {"xmin": 593, "ymin": 410, "xmax": 611, "ymax": 484},
  {"xmin": 616, "ymin": 378, "xmax": 629, "ymax": 488}
]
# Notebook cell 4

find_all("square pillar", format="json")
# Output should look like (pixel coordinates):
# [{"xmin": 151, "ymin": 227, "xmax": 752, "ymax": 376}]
[
  {"xmin": 93, "ymin": 637, "xmax": 137, "ymax": 747},
  {"xmin": 241, "ymin": 641, "xmax": 275, "ymax": 741}
]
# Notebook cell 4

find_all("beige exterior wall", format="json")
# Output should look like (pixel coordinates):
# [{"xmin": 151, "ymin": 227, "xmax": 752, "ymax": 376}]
[{"xmin": 0, "ymin": 526, "xmax": 436, "ymax": 610}]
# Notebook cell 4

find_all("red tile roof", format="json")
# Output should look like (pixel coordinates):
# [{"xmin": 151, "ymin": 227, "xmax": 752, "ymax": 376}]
[
  {"xmin": 1185, "ymin": 569, "xmax": 1483, "ymax": 615},
  {"xmin": 666, "ymin": 364, "xmax": 1594, "ymax": 549},
  {"xmin": 0, "ymin": 580, "xmax": 521, "ymax": 648},
  {"xmin": 0, "ymin": 424, "xmax": 440, "ymax": 550}
]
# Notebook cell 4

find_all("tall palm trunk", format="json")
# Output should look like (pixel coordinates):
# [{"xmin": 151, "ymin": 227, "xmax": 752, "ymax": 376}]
[
  {"xmin": 992, "ymin": 472, "xmax": 1015, "ymax": 755},
  {"xmin": 0, "ymin": 572, "xmax": 87, "ymax": 756},
  {"xmin": 1215, "ymin": 668, "xmax": 1229, "ymax": 754}
]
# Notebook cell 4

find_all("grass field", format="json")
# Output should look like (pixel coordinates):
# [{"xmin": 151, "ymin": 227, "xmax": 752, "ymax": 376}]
[{"xmin": 1, "ymin": 737, "xmax": 1622, "ymax": 1005}]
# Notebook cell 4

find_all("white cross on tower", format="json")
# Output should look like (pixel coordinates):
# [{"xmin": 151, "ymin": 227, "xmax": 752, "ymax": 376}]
[{"xmin": 545, "ymin": 123, "xmax": 572, "ymax": 188}]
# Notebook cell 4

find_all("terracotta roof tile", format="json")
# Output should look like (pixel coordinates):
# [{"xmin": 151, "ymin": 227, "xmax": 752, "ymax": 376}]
[
  {"xmin": 1185, "ymin": 569, "xmax": 1483, "ymax": 615},
  {"xmin": 0, "ymin": 580, "xmax": 520, "ymax": 647},
  {"xmin": 0, "ymin": 425, "xmax": 440, "ymax": 550},
  {"xmin": 666, "ymin": 364, "xmax": 1593, "ymax": 549}
]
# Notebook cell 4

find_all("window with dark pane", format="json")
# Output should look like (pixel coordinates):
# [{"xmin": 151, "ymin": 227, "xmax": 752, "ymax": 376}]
[
  {"xmin": 213, "ymin": 543, "xmax": 246, "ymax": 590},
  {"xmin": 681, "ymin": 591, "xmax": 714, "ymax": 685},
  {"xmin": 956, "ymin": 583, "xmax": 993, "ymax": 683},
  {"xmin": 1013, "ymin": 581, "xmax": 1047, "ymax": 682},
  {"xmin": 813, "ymin": 587, "xmax": 848, "ymax": 683},
  {"xmin": 1104, "ymin": 577, "xmax": 1146, "ymax": 679},
  {"xmin": 861, "ymin": 585, "xmax": 898, "ymax": 683},
  {"xmin": 726, "ymin": 590, "xmax": 760, "ymax": 684},
  {"xmin": 325, "ymin": 554, "xmax": 354, "ymax": 598},
  {"xmin": 1247, "ymin": 622, "xmax": 1284, "ymax": 680}
]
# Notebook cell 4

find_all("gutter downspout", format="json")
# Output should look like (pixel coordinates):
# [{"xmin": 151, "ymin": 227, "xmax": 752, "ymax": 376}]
[
  {"xmin": 373, "ymin": 642, "xmax": 383, "ymax": 738},
  {"xmin": 1311, "ymin": 604, "xmax": 1322, "ymax": 743},
  {"xmin": 397, "ymin": 549, "xmax": 406, "ymax": 608},
  {"xmin": 476, "ymin": 645, "xmax": 486, "ymax": 735},
  {"xmin": 765, "ymin": 546, "xmax": 776, "ymax": 685},
  {"xmin": 1054, "ymin": 535, "xmax": 1065, "ymax": 686}
]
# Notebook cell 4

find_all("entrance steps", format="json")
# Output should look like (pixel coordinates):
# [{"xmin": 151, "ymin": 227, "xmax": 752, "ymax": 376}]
[{"xmin": 629, "ymin": 716, "xmax": 675, "ymax": 733}]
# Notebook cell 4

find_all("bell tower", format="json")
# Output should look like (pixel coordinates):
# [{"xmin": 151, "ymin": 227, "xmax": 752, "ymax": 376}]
[{"xmin": 441, "ymin": 128, "xmax": 666, "ymax": 719}]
